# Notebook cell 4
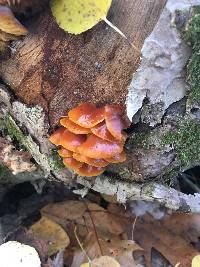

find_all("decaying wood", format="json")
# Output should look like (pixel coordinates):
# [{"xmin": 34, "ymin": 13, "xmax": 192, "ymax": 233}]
[
  {"xmin": 0, "ymin": 0, "xmax": 166, "ymax": 126},
  {"xmin": 0, "ymin": 0, "xmax": 200, "ymax": 214},
  {"xmin": 77, "ymin": 175, "xmax": 200, "ymax": 213},
  {"xmin": 0, "ymin": 137, "xmax": 36, "ymax": 174}
]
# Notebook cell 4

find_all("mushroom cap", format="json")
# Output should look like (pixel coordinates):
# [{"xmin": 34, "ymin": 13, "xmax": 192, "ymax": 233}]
[
  {"xmin": 60, "ymin": 129, "xmax": 86, "ymax": 152},
  {"xmin": 78, "ymin": 134, "xmax": 123, "ymax": 159},
  {"xmin": 60, "ymin": 117, "xmax": 91, "ymax": 134},
  {"xmin": 73, "ymin": 153, "xmax": 109, "ymax": 167},
  {"xmin": 76, "ymin": 163, "xmax": 105, "ymax": 177},
  {"xmin": 91, "ymin": 121, "xmax": 116, "ymax": 142},
  {"xmin": 58, "ymin": 147, "xmax": 73, "ymax": 158},
  {"xmin": 105, "ymin": 104, "xmax": 127, "ymax": 141},
  {"xmin": 0, "ymin": 6, "xmax": 28, "ymax": 36},
  {"xmin": 49, "ymin": 128, "xmax": 65, "ymax": 146},
  {"xmin": 68, "ymin": 103, "xmax": 104, "ymax": 128},
  {"xmin": 63, "ymin": 157, "xmax": 83, "ymax": 171},
  {"xmin": 105, "ymin": 151, "xmax": 126, "ymax": 163}
]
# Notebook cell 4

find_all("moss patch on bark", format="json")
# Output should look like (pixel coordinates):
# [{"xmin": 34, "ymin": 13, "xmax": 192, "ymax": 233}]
[{"xmin": 185, "ymin": 7, "xmax": 200, "ymax": 105}]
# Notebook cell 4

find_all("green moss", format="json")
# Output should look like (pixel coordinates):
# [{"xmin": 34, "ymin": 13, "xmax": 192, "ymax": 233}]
[
  {"xmin": 50, "ymin": 149, "xmax": 65, "ymax": 170},
  {"xmin": 185, "ymin": 8, "xmax": 200, "ymax": 104},
  {"xmin": 162, "ymin": 119, "xmax": 200, "ymax": 168},
  {"xmin": 4, "ymin": 114, "xmax": 64, "ymax": 172},
  {"xmin": 0, "ymin": 164, "xmax": 8, "ymax": 177},
  {"xmin": 126, "ymin": 131, "xmax": 150, "ymax": 150},
  {"xmin": 5, "ymin": 114, "xmax": 27, "ymax": 150},
  {"xmin": 162, "ymin": 166, "xmax": 179, "ymax": 186}
]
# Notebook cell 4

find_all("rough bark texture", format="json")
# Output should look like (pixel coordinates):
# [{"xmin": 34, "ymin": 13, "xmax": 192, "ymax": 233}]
[{"xmin": 0, "ymin": 0, "xmax": 166, "ymax": 127}]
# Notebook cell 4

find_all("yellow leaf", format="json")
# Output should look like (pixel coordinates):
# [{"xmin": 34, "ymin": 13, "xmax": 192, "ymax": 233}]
[
  {"xmin": 30, "ymin": 216, "xmax": 70, "ymax": 256},
  {"xmin": 192, "ymin": 255, "xmax": 200, "ymax": 267},
  {"xmin": 0, "ymin": 6, "xmax": 28, "ymax": 36},
  {"xmin": 50, "ymin": 0, "xmax": 112, "ymax": 34},
  {"xmin": 80, "ymin": 263, "xmax": 90, "ymax": 267},
  {"xmin": 91, "ymin": 256, "xmax": 120, "ymax": 267}
]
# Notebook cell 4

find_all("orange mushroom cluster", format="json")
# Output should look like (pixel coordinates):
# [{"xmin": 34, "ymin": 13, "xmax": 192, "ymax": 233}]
[{"xmin": 49, "ymin": 103, "xmax": 128, "ymax": 177}]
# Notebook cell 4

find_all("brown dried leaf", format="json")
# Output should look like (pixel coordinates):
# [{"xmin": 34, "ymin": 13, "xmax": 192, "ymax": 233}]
[
  {"xmin": 30, "ymin": 216, "xmax": 70, "ymax": 256},
  {"xmin": 134, "ymin": 213, "xmax": 200, "ymax": 267},
  {"xmin": 41, "ymin": 201, "xmax": 124, "ymax": 236},
  {"xmin": 77, "ymin": 203, "xmax": 124, "ymax": 236},
  {"xmin": 0, "ymin": 6, "xmax": 28, "ymax": 35},
  {"xmin": 41, "ymin": 200, "xmax": 87, "ymax": 221},
  {"xmin": 0, "ymin": 0, "xmax": 49, "ymax": 16},
  {"xmin": 0, "ymin": 29, "xmax": 18, "ymax": 41},
  {"xmin": 70, "ymin": 230, "xmax": 141, "ymax": 267}
]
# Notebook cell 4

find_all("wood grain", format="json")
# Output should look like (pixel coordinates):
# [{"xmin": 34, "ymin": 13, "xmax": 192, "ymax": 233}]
[{"xmin": 0, "ymin": 0, "xmax": 167, "ymax": 127}]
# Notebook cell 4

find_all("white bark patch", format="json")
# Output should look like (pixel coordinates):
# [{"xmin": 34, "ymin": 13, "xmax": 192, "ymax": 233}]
[{"xmin": 126, "ymin": 0, "xmax": 200, "ymax": 125}]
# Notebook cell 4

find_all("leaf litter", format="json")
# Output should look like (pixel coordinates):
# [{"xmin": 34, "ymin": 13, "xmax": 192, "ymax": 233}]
[{"xmin": 10, "ymin": 198, "xmax": 200, "ymax": 267}]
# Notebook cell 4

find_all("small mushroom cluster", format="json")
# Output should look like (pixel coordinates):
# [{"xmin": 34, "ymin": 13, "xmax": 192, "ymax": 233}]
[{"xmin": 49, "ymin": 103, "xmax": 128, "ymax": 177}]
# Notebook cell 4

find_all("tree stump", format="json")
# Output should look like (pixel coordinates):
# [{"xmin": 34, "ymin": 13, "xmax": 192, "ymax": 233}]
[{"xmin": 0, "ymin": 0, "xmax": 200, "ymax": 212}]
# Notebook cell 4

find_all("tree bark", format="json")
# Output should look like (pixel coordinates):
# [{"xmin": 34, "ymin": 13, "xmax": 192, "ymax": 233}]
[{"xmin": 0, "ymin": 0, "xmax": 200, "ymax": 212}]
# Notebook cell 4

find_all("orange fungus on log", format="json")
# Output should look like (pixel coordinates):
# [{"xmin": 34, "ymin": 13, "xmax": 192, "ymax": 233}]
[
  {"xmin": 63, "ymin": 157, "xmax": 83, "ymax": 171},
  {"xmin": 49, "ymin": 128, "xmax": 65, "ymax": 146},
  {"xmin": 68, "ymin": 103, "xmax": 105, "ymax": 128},
  {"xmin": 73, "ymin": 153, "xmax": 109, "ymax": 167},
  {"xmin": 58, "ymin": 147, "xmax": 73, "ymax": 158},
  {"xmin": 78, "ymin": 134, "xmax": 123, "ymax": 159},
  {"xmin": 105, "ymin": 104, "xmax": 127, "ymax": 141},
  {"xmin": 60, "ymin": 117, "xmax": 91, "ymax": 134},
  {"xmin": 59, "ymin": 129, "xmax": 86, "ymax": 152},
  {"xmin": 76, "ymin": 164, "xmax": 105, "ymax": 177},
  {"xmin": 49, "ymin": 103, "xmax": 129, "ymax": 177}
]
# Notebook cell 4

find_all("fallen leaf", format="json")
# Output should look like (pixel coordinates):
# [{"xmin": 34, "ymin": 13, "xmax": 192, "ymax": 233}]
[
  {"xmin": 0, "ymin": 241, "xmax": 41, "ymax": 267},
  {"xmin": 42, "ymin": 201, "xmax": 124, "ymax": 236},
  {"xmin": 30, "ymin": 216, "xmax": 70, "ymax": 256},
  {"xmin": 0, "ymin": 6, "xmax": 28, "ymax": 36},
  {"xmin": 133, "ymin": 213, "xmax": 200, "ymax": 267},
  {"xmin": 80, "ymin": 264, "xmax": 90, "ymax": 267},
  {"xmin": 117, "ymin": 251, "xmax": 136, "ymax": 267},
  {"xmin": 192, "ymin": 255, "xmax": 200, "ymax": 267},
  {"xmin": 41, "ymin": 200, "xmax": 87, "ymax": 222},
  {"xmin": 0, "ymin": 29, "xmax": 18, "ymax": 41},
  {"xmin": 76, "ymin": 203, "xmax": 124, "ymax": 235},
  {"xmin": 50, "ymin": 0, "xmax": 112, "ymax": 34},
  {"xmin": 91, "ymin": 256, "xmax": 120, "ymax": 267},
  {"xmin": 70, "ymin": 231, "xmax": 141, "ymax": 267}
]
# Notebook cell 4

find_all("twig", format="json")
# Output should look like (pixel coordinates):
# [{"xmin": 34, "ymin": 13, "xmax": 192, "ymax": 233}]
[
  {"xmin": 131, "ymin": 216, "xmax": 138, "ymax": 240},
  {"xmin": 74, "ymin": 225, "xmax": 91, "ymax": 264},
  {"xmin": 103, "ymin": 17, "xmax": 141, "ymax": 54},
  {"xmin": 84, "ymin": 203, "xmax": 103, "ymax": 256}
]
